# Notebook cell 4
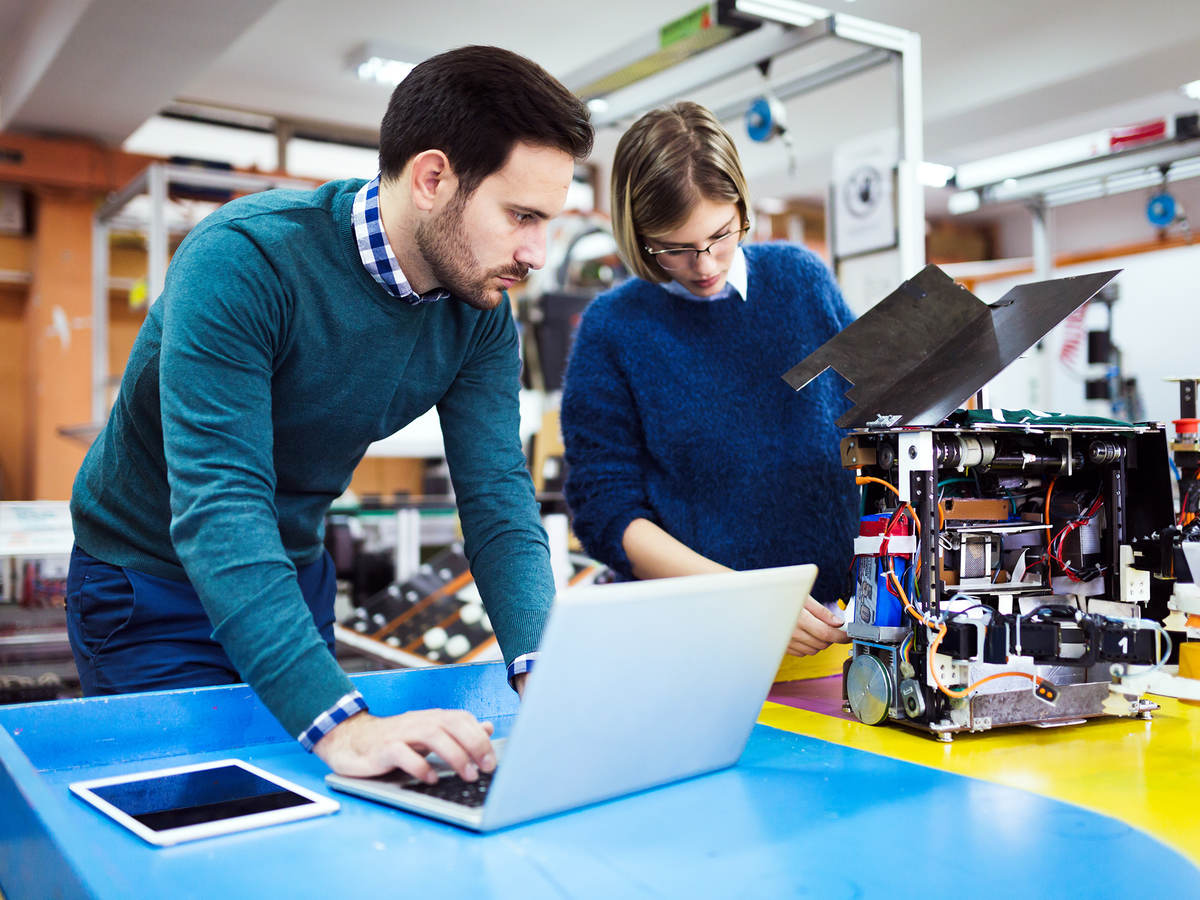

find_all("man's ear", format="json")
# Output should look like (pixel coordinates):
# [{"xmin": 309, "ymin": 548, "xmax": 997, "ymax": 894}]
[{"xmin": 410, "ymin": 149, "xmax": 456, "ymax": 212}]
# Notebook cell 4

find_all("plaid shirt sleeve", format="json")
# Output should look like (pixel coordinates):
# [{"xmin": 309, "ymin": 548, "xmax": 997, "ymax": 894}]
[
  {"xmin": 507, "ymin": 652, "xmax": 537, "ymax": 689},
  {"xmin": 300, "ymin": 654, "xmax": 533, "ymax": 751},
  {"xmin": 297, "ymin": 690, "xmax": 368, "ymax": 751}
]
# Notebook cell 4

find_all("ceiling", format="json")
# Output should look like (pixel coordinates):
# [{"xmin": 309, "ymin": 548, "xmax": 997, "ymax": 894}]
[{"xmin": 3, "ymin": 0, "xmax": 1199, "ymax": 213}]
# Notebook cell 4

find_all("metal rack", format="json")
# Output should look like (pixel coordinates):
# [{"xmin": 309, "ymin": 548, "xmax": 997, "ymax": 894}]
[
  {"xmin": 948, "ymin": 113, "xmax": 1200, "ymax": 281},
  {"xmin": 563, "ymin": 0, "xmax": 925, "ymax": 277},
  {"xmin": 90, "ymin": 163, "xmax": 313, "ymax": 424}
]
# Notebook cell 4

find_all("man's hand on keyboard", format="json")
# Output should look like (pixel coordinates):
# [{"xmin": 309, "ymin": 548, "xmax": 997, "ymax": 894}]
[{"xmin": 314, "ymin": 709, "xmax": 497, "ymax": 783}]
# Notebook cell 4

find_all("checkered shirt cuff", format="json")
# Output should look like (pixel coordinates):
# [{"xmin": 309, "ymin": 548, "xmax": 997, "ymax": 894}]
[
  {"xmin": 297, "ymin": 690, "xmax": 368, "ymax": 751},
  {"xmin": 507, "ymin": 653, "xmax": 538, "ymax": 690}
]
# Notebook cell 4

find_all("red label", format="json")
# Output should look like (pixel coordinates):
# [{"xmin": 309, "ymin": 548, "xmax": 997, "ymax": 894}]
[{"xmin": 1109, "ymin": 119, "xmax": 1167, "ymax": 149}]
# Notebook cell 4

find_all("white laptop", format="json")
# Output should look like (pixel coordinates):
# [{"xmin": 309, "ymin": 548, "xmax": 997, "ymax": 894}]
[{"xmin": 325, "ymin": 564, "xmax": 815, "ymax": 832}]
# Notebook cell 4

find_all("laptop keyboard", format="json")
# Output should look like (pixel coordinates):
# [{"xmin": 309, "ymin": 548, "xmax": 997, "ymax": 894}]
[{"xmin": 395, "ymin": 770, "xmax": 495, "ymax": 808}]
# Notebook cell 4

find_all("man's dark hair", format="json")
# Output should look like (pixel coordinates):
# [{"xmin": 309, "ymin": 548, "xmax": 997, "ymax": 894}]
[{"xmin": 379, "ymin": 45, "xmax": 593, "ymax": 194}]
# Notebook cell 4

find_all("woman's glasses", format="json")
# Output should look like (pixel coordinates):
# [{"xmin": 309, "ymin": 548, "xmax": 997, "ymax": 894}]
[{"xmin": 643, "ymin": 226, "xmax": 749, "ymax": 271}]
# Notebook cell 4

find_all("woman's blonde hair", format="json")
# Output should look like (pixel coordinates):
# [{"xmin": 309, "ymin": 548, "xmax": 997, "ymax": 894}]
[{"xmin": 610, "ymin": 102, "xmax": 750, "ymax": 283}]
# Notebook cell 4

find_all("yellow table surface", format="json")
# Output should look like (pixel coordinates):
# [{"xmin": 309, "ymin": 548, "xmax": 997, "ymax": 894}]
[{"xmin": 760, "ymin": 667, "xmax": 1200, "ymax": 865}]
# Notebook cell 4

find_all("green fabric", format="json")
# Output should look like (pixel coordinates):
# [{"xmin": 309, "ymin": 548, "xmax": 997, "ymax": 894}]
[
  {"xmin": 71, "ymin": 179, "xmax": 554, "ymax": 737},
  {"xmin": 948, "ymin": 408, "xmax": 1133, "ymax": 427}
]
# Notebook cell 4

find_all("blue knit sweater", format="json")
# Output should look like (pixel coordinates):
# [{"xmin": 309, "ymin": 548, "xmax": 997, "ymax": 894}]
[{"xmin": 561, "ymin": 243, "xmax": 857, "ymax": 604}]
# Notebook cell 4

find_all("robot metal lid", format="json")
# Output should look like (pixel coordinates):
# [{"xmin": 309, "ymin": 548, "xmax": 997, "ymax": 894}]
[{"xmin": 782, "ymin": 264, "xmax": 1120, "ymax": 429}]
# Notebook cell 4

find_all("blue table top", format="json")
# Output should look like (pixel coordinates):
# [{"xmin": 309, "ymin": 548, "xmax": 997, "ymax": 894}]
[{"xmin": 2, "ymin": 663, "xmax": 1197, "ymax": 899}]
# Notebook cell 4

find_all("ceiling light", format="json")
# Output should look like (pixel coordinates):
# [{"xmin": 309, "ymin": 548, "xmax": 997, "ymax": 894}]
[
  {"xmin": 586, "ymin": 97, "xmax": 609, "ymax": 115},
  {"xmin": 733, "ymin": 0, "xmax": 825, "ymax": 28},
  {"xmin": 347, "ymin": 42, "xmax": 416, "ymax": 87},
  {"xmin": 1182, "ymin": 80, "xmax": 1200, "ymax": 101},
  {"xmin": 356, "ymin": 56, "xmax": 413, "ymax": 86},
  {"xmin": 955, "ymin": 131, "xmax": 1110, "ymax": 189},
  {"xmin": 1168, "ymin": 156, "xmax": 1200, "ymax": 181},
  {"xmin": 757, "ymin": 197, "xmax": 787, "ymax": 214},
  {"xmin": 947, "ymin": 191, "xmax": 980, "ymax": 215},
  {"xmin": 917, "ymin": 162, "xmax": 955, "ymax": 188}
]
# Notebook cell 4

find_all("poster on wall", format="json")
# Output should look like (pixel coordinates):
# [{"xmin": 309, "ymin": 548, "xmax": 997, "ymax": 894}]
[
  {"xmin": 830, "ymin": 132, "xmax": 897, "ymax": 260},
  {"xmin": 0, "ymin": 186, "xmax": 26, "ymax": 235}
]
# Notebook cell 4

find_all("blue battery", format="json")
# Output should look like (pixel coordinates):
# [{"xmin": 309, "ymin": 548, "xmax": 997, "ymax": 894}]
[{"xmin": 855, "ymin": 513, "xmax": 910, "ymax": 628}]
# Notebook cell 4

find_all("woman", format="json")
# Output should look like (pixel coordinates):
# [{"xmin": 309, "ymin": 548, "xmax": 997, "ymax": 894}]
[{"xmin": 560, "ymin": 102, "xmax": 857, "ymax": 656}]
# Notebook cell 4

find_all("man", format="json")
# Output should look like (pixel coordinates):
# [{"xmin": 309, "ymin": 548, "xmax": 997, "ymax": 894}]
[{"xmin": 65, "ymin": 46, "xmax": 593, "ymax": 784}]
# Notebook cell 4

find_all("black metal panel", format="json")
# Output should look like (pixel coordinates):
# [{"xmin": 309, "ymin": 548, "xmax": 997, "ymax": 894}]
[
  {"xmin": 1180, "ymin": 379, "xmax": 1197, "ymax": 419},
  {"xmin": 782, "ymin": 265, "xmax": 1121, "ymax": 427}
]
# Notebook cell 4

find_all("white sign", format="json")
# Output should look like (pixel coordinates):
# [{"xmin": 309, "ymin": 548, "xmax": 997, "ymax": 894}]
[
  {"xmin": 0, "ymin": 501, "xmax": 74, "ymax": 557},
  {"xmin": 831, "ymin": 132, "xmax": 897, "ymax": 259},
  {"xmin": 0, "ymin": 186, "xmax": 25, "ymax": 235}
]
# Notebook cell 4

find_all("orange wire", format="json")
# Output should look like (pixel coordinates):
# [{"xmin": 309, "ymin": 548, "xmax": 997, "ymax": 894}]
[
  {"xmin": 928, "ymin": 622, "xmax": 1041, "ymax": 699},
  {"xmin": 1183, "ymin": 469, "xmax": 1199, "ymax": 526},
  {"xmin": 856, "ymin": 475, "xmax": 945, "ymax": 531},
  {"xmin": 860, "ymin": 477, "xmax": 1043, "ymax": 701},
  {"xmin": 887, "ymin": 569, "xmax": 932, "ymax": 627},
  {"xmin": 887, "ymin": 568, "xmax": 1044, "ymax": 700},
  {"xmin": 1044, "ymin": 476, "xmax": 1057, "ymax": 526}
]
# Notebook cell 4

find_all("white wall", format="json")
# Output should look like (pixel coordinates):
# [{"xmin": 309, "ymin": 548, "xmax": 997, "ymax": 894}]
[
  {"xmin": 975, "ymin": 242, "xmax": 1200, "ymax": 426},
  {"xmin": 835, "ymin": 248, "xmax": 904, "ymax": 318}
]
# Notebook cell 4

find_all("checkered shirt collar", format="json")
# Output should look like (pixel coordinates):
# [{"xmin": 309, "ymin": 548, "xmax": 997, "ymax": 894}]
[{"xmin": 352, "ymin": 174, "xmax": 449, "ymax": 305}]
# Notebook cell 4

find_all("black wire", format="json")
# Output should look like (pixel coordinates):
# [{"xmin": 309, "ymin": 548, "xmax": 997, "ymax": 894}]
[{"xmin": 1021, "ymin": 603, "xmax": 1080, "ymax": 622}]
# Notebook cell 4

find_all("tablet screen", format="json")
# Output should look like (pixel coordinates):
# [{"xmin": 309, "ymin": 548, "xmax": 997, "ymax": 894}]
[
  {"xmin": 88, "ymin": 763, "xmax": 314, "ymax": 831},
  {"xmin": 72, "ymin": 759, "xmax": 339, "ymax": 845}
]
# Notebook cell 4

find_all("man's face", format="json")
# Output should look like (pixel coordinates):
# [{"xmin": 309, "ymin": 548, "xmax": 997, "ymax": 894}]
[{"xmin": 415, "ymin": 142, "xmax": 575, "ymax": 310}]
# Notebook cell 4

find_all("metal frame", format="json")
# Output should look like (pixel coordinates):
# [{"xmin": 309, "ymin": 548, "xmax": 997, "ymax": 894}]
[
  {"xmin": 562, "ymin": 1, "xmax": 925, "ymax": 279},
  {"xmin": 950, "ymin": 120, "xmax": 1200, "ymax": 281},
  {"xmin": 91, "ymin": 164, "xmax": 312, "ymax": 423}
]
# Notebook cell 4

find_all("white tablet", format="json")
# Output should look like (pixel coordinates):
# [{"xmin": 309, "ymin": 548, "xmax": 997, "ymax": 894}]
[{"xmin": 69, "ymin": 758, "xmax": 339, "ymax": 846}]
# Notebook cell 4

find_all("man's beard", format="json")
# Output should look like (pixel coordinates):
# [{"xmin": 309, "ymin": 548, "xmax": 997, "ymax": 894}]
[{"xmin": 414, "ymin": 191, "xmax": 528, "ymax": 311}]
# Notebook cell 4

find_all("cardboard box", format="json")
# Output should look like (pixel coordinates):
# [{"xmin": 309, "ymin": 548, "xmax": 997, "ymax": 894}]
[{"xmin": 942, "ymin": 497, "xmax": 1011, "ymax": 521}]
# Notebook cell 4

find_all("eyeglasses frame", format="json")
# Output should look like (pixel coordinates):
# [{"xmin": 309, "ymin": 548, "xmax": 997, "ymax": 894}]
[{"xmin": 642, "ymin": 225, "xmax": 750, "ymax": 270}]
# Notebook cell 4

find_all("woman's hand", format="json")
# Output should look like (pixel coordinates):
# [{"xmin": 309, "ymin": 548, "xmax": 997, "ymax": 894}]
[{"xmin": 787, "ymin": 597, "xmax": 849, "ymax": 656}]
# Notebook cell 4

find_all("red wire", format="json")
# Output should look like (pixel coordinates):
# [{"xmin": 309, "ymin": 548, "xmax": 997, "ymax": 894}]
[{"xmin": 1046, "ymin": 494, "xmax": 1104, "ymax": 582}]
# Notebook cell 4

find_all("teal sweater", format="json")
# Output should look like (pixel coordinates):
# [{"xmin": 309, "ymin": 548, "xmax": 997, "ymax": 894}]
[{"xmin": 71, "ymin": 179, "xmax": 554, "ymax": 737}]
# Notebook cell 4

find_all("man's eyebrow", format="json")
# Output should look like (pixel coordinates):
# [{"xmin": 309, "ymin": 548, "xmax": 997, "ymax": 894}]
[
  {"xmin": 658, "ymin": 217, "xmax": 738, "ymax": 248},
  {"xmin": 511, "ymin": 204, "xmax": 552, "ymax": 220}
]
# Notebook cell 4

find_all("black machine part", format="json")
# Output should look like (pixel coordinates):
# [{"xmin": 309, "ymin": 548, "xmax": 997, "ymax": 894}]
[
  {"xmin": 782, "ymin": 265, "xmax": 1120, "ymax": 428},
  {"xmin": 937, "ymin": 605, "xmax": 1162, "ymax": 669}
]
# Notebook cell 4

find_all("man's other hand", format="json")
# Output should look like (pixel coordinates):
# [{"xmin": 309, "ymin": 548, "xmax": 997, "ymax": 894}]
[
  {"xmin": 787, "ymin": 597, "xmax": 849, "ymax": 656},
  {"xmin": 512, "ymin": 672, "xmax": 528, "ymax": 698},
  {"xmin": 314, "ymin": 709, "xmax": 496, "ymax": 782}
]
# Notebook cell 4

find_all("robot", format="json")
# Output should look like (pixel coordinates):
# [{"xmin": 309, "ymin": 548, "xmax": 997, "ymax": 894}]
[{"xmin": 785, "ymin": 265, "xmax": 1190, "ymax": 738}]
